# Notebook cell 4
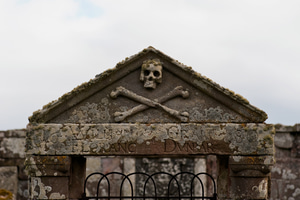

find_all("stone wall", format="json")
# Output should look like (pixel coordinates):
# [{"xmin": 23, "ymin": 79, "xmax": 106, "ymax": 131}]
[
  {"xmin": 0, "ymin": 129, "xmax": 28, "ymax": 200},
  {"xmin": 270, "ymin": 124, "xmax": 300, "ymax": 200},
  {"xmin": 0, "ymin": 124, "xmax": 299, "ymax": 199}
]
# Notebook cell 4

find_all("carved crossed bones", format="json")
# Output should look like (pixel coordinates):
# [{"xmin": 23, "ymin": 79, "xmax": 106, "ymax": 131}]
[{"xmin": 110, "ymin": 86, "xmax": 189, "ymax": 122}]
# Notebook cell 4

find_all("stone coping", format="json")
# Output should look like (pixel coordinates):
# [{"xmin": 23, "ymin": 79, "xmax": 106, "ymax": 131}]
[{"xmin": 274, "ymin": 123, "xmax": 300, "ymax": 133}]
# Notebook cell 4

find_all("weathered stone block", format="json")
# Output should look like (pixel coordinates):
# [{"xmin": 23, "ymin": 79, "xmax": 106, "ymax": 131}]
[
  {"xmin": 275, "ymin": 146, "xmax": 291, "ymax": 158},
  {"xmin": 30, "ymin": 177, "xmax": 68, "ymax": 199},
  {"xmin": 271, "ymin": 179, "xmax": 300, "ymax": 200},
  {"xmin": 230, "ymin": 177, "xmax": 269, "ymax": 199},
  {"xmin": 25, "ymin": 156, "xmax": 71, "ymax": 177},
  {"xmin": 0, "ymin": 137, "xmax": 26, "ymax": 158},
  {"xmin": 18, "ymin": 180, "xmax": 30, "ymax": 200},
  {"xmin": 0, "ymin": 166, "xmax": 18, "ymax": 199},
  {"xmin": 229, "ymin": 156, "xmax": 274, "ymax": 176},
  {"xmin": 271, "ymin": 158, "xmax": 299, "ymax": 180},
  {"xmin": 274, "ymin": 132, "xmax": 294, "ymax": 149}
]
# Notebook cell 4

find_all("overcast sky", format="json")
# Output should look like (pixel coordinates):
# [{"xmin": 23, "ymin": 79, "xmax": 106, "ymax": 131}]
[{"xmin": 1, "ymin": 0, "xmax": 299, "ymax": 130}]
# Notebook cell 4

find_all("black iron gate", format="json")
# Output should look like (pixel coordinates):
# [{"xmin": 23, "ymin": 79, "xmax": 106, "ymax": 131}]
[{"xmin": 81, "ymin": 172, "xmax": 217, "ymax": 200}]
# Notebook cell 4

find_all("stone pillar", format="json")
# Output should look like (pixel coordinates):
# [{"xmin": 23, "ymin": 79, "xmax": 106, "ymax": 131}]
[
  {"xmin": 26, "ymin": 156, "xmax": 85, "ymax": 200},
  {"xmin": 228, "ymin": 156, "xmax": 274, "ymax": 200},
  {"xmin": 217, "ymin": 156, "xmax": 230, "ymax": 199},
  {"xmin": 69, "ymin": 157, "xmax": 86, "ymax": 200}
]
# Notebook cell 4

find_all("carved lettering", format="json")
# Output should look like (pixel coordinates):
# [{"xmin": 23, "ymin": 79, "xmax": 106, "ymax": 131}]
[
  {"xmin": 105, "ymin": 143, "xmax": 137, "ymax": 153},
  {"xmin": 164, "ymin": 140, "xmax": 199, "ymax": 153},
  {"xmin": 164, "ymin": 140, "xmax": 177, "ymax": 152},
  {"xmin": 108, "ymin": 143, "xmax": 119, "ymax": 153},
  {"xmin": 177, "ymin": 143, "xmax": 189, "ymax": 152},
  {"xmin": 128, "ymin": 143, "xmax": 136, "ymax": 152},
  {"xmin": 104, "ymin": 128, "xmax": 112, "ymax": 139},
  {"xmin": 119, "ymin": 143, "xmax": 126, "ymax": 152},
  {"xmin": 177, "ymin": 142, "xmax": 198, "ymax": 152}
]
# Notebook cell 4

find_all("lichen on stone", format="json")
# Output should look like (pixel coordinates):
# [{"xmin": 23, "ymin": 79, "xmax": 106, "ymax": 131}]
[
  {"xmin": 190, "ymin": 106, "xmax": 236, "ymax": 122},
  {"xmin": 0, "ymin": 189, "xmax": 13, "ymax": 200},
  {"xmin": 26, "ymin": 123, "xmax": 274, "ymax": 156}
]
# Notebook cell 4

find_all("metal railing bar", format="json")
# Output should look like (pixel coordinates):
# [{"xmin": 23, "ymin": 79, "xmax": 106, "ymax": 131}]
[
  {"xmin": 81, "ymin": 196, "xmax": 216, "ymax": 199},
  {"xmin": 82, "ymin": 171, "xmax": 217, "ymax": 200},
  {"xmin": 166, "ymin": 172, "xmax": 181, "ymax": 200},
  {"xmin": 119, "ymin": 173, "xmax": 134, "ymax": 200},
  {"xmin": 190, "ymin": 173, "xmax": 206, "ymax": 200}
]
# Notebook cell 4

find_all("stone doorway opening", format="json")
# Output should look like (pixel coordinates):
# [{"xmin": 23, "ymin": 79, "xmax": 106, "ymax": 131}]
[{"xmin": 82, "ymin": 156, "xmax": 218, "ymax": 200}]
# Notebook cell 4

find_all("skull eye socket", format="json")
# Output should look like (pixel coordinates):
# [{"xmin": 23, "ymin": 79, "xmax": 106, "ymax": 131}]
[
  {"xmin": 154, "ymin": 71, "xmax": 161, "ymax": 77},
  {"xmin": 144, "ymin": 70, "xmax": 150, "ymax": 76}
]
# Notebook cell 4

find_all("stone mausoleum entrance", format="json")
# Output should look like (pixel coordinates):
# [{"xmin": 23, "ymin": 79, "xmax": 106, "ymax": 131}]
[{"xmin": 26, "ymin": 47, "xmax": 275, "ymax": 199}]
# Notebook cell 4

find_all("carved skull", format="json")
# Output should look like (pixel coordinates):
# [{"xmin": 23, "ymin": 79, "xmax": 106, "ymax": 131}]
[{"xmin": 140, "ymin": 59, "xmax": 163, "ymax": 89}]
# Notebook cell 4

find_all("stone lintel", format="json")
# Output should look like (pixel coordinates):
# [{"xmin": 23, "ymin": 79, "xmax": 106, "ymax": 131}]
[{"xmin": 26, "ymin": 123, "xmax": 275, "ymax": 156}]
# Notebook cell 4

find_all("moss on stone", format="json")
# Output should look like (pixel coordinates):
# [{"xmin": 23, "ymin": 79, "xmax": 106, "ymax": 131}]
[{"xmin": 263, "ymin": 134, "xmax": 274, "ymax": 145}]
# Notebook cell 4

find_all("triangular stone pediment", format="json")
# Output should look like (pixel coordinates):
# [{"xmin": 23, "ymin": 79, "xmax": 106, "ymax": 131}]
[{"xmin": 29, "ymin": 46, "xmax": 267, "ymax": 124}]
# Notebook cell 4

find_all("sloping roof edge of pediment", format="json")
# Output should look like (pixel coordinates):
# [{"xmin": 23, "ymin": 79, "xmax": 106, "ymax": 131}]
[{"xmin": 29, "ymin": 46, "xmax": 267, "ymax": 123}]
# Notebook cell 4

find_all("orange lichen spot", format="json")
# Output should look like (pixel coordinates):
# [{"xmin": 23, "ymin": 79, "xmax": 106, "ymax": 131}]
[
  {"xmin": 0, "ymin": 189, "xmax": 13, "ymax": 200},
  {"xmin": 58, "ymin": 156, "xmax": 67, "ymax": 162},
  {"xmin": 247, "ymin": 157, "xmax": 256, "ymax": 164}
]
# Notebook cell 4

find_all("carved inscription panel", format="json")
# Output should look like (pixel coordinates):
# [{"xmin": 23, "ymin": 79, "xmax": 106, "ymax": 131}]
[{"xmin": 26, "ymin": 123, "xmax": 274, "ymax": 156}]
